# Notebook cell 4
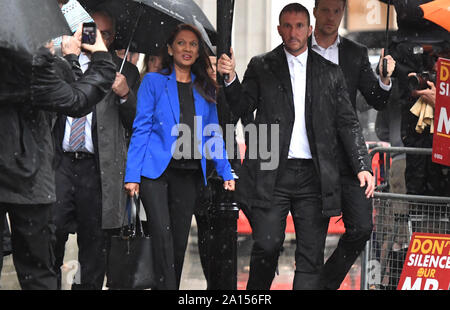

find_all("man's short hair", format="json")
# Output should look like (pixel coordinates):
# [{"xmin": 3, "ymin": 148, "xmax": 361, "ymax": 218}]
[
  {"xmin": 279, "ymin": 3, "xmax": 311, "ymax": 26},
  {"xmin": 314, "ymin": 0, "xmax": 347, "ymax": 8},
  {"xmin": 57, "ymin": 0, "xmax": 69, "ymax": 5}
]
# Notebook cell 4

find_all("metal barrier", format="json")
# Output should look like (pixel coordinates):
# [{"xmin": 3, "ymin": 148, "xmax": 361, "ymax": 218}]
[{"xmin": 360, "ymin": 147, "xmax": 450, "ymax": 290}]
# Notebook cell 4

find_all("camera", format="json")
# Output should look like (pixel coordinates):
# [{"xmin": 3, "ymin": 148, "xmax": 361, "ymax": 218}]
[
  {"xmin": 82, "ymin": 22, "xmax": 96, "ymax": 45},
  {"xmin": 407, "ymin": 71, "xmax": 436, "ymax": 91}
]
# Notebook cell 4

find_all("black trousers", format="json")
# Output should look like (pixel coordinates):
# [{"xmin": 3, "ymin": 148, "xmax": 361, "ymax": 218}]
[
  {"xmin": 320, "ymin": 175, "xmax": 373, "ymax": 290},
  {"xmin": 52, "ymin": 153, "xmax": 106, "ymax": 290},
  {"xmin": 0, "ymin": 203, "xmax": 57, "ymax": 290},
  {"xmin": 247, "ymin": 159, "xmax": 329, "ymax": 290},
  {"xmin": 140, "ymin": 167, "xmax": 203, "ymax": 290}
]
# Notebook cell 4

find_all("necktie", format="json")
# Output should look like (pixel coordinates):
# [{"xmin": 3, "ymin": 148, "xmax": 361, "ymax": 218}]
[{"xmin": 68, "ymin": 116, "xmax": 87, "ymax": 152}]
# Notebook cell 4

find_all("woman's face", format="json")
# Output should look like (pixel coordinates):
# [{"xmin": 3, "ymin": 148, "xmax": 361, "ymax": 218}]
[
  {"xmin": 147, "ymin": 55, "xmax": 162, "ymax": 73},
  {"xmin": 168, "ymin": 30, "xmax": 200, "ymax": 69}
]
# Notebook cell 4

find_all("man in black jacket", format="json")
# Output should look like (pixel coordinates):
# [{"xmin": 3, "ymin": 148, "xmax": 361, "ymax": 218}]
[
  {"xmin": 51, "ymin": 7, "xmax": 140, "ymax": 289},
  {"xmin": 310, "ymin": 0, "xmax": 396, "ymax": 290},
  {"xmin": 0, "ymin": 27, "xmax": 115, "ymax": 289},
  {"xmin": 218, "ymin": 3, "xmax": 373, "ymax": 290}
]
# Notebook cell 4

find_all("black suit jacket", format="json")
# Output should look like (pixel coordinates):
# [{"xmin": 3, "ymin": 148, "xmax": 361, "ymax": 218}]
[
  {"xmin": 337, "ymin": 36, "xmax": 390, "ymax": 111},
  {"xmin": 224, "ymin": 45, "xmax": 371, "ymax": 217},
  {"xmin": 310, "ymin": 36, "xmax": 391, "ymax": 176}
]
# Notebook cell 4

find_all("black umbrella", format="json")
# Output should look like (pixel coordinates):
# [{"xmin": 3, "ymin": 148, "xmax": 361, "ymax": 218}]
[
  {"xmin": 79, "ymin": 0, "xmax": 216, "ymax": 56},
  {"xmin": 0, "ymin": 0, "xmax": 71, "ymax": 54},
  {"xmin": 138, "ymin": 0, "xmax": 216, "ymax": 41}
]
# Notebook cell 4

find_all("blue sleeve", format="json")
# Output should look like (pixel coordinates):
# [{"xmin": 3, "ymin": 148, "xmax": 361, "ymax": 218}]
[
  {"xmin": 125, "ymin": 74, "xmax": 156, "ymax": 183},
  {"xmin": 204, "ymin": 103, "xmax": 234, "ymax": 181}
]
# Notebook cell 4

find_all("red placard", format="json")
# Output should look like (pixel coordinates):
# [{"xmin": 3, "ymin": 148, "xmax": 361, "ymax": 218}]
[
  {"xmin": 432, "ymin": 58, "xmax": 450, "ymax": 167},
  {"xmin": 397, "ymin": 233, "xmax": 450, "ymax": 290}
]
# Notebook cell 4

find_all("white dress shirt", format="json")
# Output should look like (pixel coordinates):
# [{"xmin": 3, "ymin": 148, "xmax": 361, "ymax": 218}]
[
  {"xmin": 62, "ymin": 52, "xmax": 94, "ymax": 153},
  {"xmin": 285, "ymin": 48, "xmax": 312, "ymax": 159},
  {"xmin": 311, "ymin": 32, "xmax": 391, "ymax": 91}
]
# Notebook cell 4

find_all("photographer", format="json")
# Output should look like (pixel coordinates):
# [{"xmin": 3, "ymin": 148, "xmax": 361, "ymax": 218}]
[
  {"xmin": 390, "ymin": 42, "xmax": 450, "ymax": 198},
  {"xmin": 383, "ymin": 0, "xmax": 450, "ymax": 198},
  {"xmin": 0, "ymin": 20, "xmax": 115, "ymax": 289}
]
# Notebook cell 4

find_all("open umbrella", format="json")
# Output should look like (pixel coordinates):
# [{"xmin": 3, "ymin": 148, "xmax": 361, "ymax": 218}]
[
  {"xmin": 79, "ymin": 0, "xmax": 216, "ymax": 56},
  {"xmin": 0, "ymin": 0, "xmax": 71, "ymax": 54},
  {"xmin": 420, "ymin": 0, "xmax": 450, "ymax": 32},
  {"xmin": 138, "ymin": 0, "xmax": 216, "ymax": 42}
]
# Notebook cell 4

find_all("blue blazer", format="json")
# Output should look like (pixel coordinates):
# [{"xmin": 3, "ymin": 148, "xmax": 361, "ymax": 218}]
[{"xmin": 125, "ymin": 70, "xmax": 233, "ymax": 185}]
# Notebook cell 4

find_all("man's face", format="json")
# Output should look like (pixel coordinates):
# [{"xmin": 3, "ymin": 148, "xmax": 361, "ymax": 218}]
[
  {"xmin": 313, "ymin": 0, "xmax": 345, "ymax": 37},
  {"xmin": 92, "ymin": 12, "xmax": 115, "ymax": 48},
  {"xmin": 208, "ymin": 56, "xmax": 217, "ymax": 82},
  {"xmin": 277, "ymin": 11, "xmax": 312, "ymax": 56}
]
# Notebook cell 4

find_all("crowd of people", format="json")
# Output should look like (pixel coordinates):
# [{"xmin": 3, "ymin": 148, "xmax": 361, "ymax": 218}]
[{"xmin": 0, "ymin": 0, "xmax": 447, "ymax": 291}]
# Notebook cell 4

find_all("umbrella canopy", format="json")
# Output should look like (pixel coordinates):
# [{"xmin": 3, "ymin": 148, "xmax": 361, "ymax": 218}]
[
  {"xmin": 138, "ymin": 0, "xmax": 215, "ymax": 36},
  {"xmin": 79, "ymin": 0, "xmax": 216, "ymax": 55},
  {"xmin": 0, "ymin": 0, "xmax": 71, "ymax": 54},
  {"xmin": 420, "ymin": 0, "xmax": 450, "ymax": 32}
]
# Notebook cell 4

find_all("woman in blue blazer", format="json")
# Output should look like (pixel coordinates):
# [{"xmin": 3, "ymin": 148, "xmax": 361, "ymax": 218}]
[{"xmin": 124, "ymin": 24, "xmax": 235, "ymax": 289}]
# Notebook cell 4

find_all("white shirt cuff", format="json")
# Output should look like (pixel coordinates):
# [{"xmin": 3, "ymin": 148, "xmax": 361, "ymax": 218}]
[
  {"xmin": 224, "ymin": 75, "xmax": 237, "ymax": 87},
  {"xmin": 379, "ymin": 76, "xmax": 392, "ymax": 91}
]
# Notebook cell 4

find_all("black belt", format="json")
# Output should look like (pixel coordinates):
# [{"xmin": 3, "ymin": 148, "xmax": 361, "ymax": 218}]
[
  {"xmin": 63, "ymin": 151, "xmax": 95, "ymax": 160},
  {"xmin": 287, "ymin": 158, "xmax": 313, "ymax": 165}
]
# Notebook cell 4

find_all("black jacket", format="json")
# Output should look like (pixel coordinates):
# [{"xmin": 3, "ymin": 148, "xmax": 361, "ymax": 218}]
[
  {"xmin": 328, "ymin": 36, "xmax": 391, "ymax": 176},
  {"xmin": 0, "ymin": 48, "xmax": 115, "ymax": 205},
  {"xmin": 335, "ymin": 36, "xmax": 390, "ymax": 111},
  {"xmin": 224, "ymin": 45, "xmax": 371, "ymax": 217}
]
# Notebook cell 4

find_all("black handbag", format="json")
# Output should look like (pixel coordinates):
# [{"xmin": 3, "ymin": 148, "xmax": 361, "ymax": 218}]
[{"xmin": 107, "ymin": 194, "xmax": 155, "ymax": 290}]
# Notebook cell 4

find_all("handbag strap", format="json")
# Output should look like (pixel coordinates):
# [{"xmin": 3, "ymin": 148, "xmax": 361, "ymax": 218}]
[
  {"xmin": 120, "ymin": 194, "xmax": 145, "ymax": 237},
  {"xmin": 133, "ymin": 194, "xmax": 146, "ymax": 236}
]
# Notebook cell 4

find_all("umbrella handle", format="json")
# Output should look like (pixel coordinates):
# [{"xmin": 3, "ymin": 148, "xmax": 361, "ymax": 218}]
[{"xmin": 382, "ymin": 58, "xmax": 388, "ymax": 78}]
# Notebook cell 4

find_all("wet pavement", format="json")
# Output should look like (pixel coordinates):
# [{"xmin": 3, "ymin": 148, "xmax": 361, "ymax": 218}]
[{"xmin": 0, "ymin": 218, "xmax": 361, "ymax": 291}]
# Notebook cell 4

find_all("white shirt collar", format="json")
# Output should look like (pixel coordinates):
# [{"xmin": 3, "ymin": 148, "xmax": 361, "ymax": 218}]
[
  {"xmin": 284, "ymin": 47, "xmax": 308, "ymax": 66},
  {"xmin": 311, "ymin": 32, "xmax": 340, "ymax": 50},
  {"xmin": 78, "ymin": 52, "xmax": 90, "ymax": 72}
]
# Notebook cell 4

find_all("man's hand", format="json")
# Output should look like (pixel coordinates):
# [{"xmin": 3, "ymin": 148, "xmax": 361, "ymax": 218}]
[
  {"xmin": 379, "ymin": 48, "xmax": 396, "ymax": 86},
  {"xmin": 61, "ymin": 26, "xmax": 82, "ymax": 56},
  {"xmin": 217, "ymin": 47, "xmax": 236, "ymax": 84},
  {"xmin": 409, "ymin": 72, "xmax": 437, "ymax": 108},
  {"xmin": 357, "ymin": 171, "xmax": 375, "ymax": 198},
  {"xmin": 124, "ymin": 182, "xmax": 139, "ymax": 197},
  {"xmin": 415, "ymin": 81, "xmax": 436, "ymax": 108},
  {"xmin": 112, "ymin": 72, "xmax": 130, "ymax": 99}
]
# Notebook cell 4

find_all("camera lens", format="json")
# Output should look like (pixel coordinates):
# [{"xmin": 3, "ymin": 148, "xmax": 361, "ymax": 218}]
[{"xmin": 408, "ymin": 75, "xmax": 420, "ymax": 91}]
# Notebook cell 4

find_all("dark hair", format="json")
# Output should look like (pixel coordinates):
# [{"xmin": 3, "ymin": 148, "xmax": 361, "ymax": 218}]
[
  {"xmin": 279, "ymin": 3, "xmax": 311, "ymax": 26},
  {"xmin": 314, "ymin": 0, "xmax": 347, "ymax": 8},
  {"xmin": 89, "ymin": 6, "xmax": 116, "ymax": 35},
  {"xmin": 57, "ymin": 0, "xmax": 69, "ymax": 5},
  {"xmin": 160, "ymin": 24, "xmax": 217, "ymax": 103}
]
